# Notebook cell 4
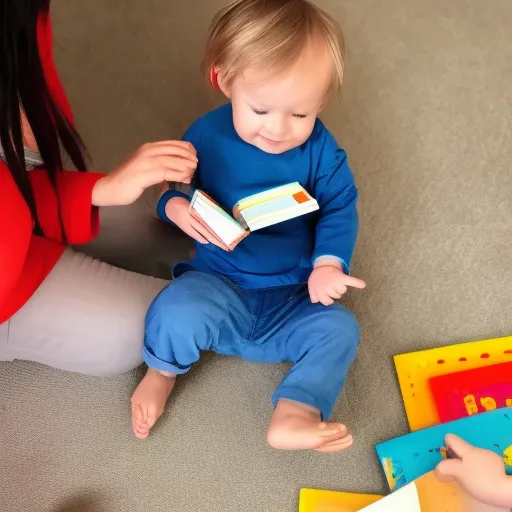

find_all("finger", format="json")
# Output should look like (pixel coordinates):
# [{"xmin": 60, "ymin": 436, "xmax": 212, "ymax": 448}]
[
  {"xmin": 162, "ymin": 170, "xmax": 194, "ymax": 185},
  {"xmin": 190, "ymin": 218, "xmax": 229, "ymax": 250},
  {"xmin": 435, "ymin": 459, "xmax": 462, "ymax": 482},
  {"xmin": 143, "ymin": 142, "xmax": 198, "ymax": 161},
  {"xmin": 445, "ymin": 434, "xmax": 474, "ymax": 459},
  {"xmin": 343, "ymin": 276, "xmax": 367, "ymax": 289},
  {"xmin": 184, "ymin": 225, "xmax": 208, "ymax": 245},
  {"xmin": 327, "ymin": 285, "xmax": 345, "ymax": 299},
  {"xmin": 153, "ymin": 155, "xmax": 197, "ymax": 173},
  {"xmin": 308, "ymin": 284, "xmax": 319, "ymax": 303},
  {"xmin": 319, "ymin": 293, "xmax": 335, "ymax": 306}
]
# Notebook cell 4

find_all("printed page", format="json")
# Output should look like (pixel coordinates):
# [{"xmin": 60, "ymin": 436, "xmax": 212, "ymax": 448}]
[{"xmin": 359, "ymin": 482, "xmax": 421, "ymax": 512}]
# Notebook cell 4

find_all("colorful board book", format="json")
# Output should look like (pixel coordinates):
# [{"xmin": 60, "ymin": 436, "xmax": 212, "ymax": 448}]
[
  {"xmin": 429, "ymin": 361, "xmax": 512, "ymax": 423},
  {"xmin": 393, "ymin": 335, "xmax": 512, "ymax": 431},
  {"xmin": 375, "ymin": 408, "xmax": 512, "ymax": 491},
  {"xmin": 299, "ymin": 471, "xmax": 505, "ymax": 512},
  {"xmin": 189, "ymin": 182, "xmax": 319, "ymax": 250}
]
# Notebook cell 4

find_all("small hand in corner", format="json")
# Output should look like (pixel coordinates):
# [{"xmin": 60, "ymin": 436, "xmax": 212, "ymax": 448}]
[
  {"xmin": 436, "ymin": 434, "xmax": 512, "ymax": 508},
  {"xmin": 308, "ymin": 258, "xmax": 366, "ymax": 306}
]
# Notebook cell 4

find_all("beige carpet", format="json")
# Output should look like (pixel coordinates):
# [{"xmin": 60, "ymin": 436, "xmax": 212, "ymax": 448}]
[{"xmin": 1, "ymin": 0, "xmax": 512, "ymax": 511}]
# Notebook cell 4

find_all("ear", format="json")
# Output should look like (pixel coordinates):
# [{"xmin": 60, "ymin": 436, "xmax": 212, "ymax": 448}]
[{"xmin": 216, "ymin": 70, "xmax": 232, "ymax": 99}]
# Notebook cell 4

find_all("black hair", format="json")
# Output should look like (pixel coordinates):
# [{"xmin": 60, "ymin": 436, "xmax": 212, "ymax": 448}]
[{"xmin": 0, "ymin": 0, "xmax": 88, "ymax": 232}]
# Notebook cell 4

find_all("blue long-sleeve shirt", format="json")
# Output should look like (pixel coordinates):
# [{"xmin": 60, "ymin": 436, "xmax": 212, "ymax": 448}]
[{"xmin": 159, "ymin": 104, "xmax": 359, "ymax": 290}]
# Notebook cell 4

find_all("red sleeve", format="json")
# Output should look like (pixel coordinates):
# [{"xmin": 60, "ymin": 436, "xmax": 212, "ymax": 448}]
[
  {"xmin": 34, "ymin": 12, "xmax": 106, "ymax": 244},
  {"xmin": 29, "ymin": 170, "xmax": 106, "ymax": 245},
  {"xmin": 0, "ymin": 164, "xmax": 33, "ymax": 310}
]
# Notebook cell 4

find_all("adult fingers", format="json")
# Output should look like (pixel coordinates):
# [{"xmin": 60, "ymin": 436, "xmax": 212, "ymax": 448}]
[
  {"xmin": 152, "ymin": 155, "xmax": 197, "ymax": 173},
  {"xmin": 435, "ymin": 459, "xmax": 461, "ymax": 482},
  {"xmin": 141, "ymin": 141, "xmax": 198, "ymax": 160},
  {"xmin": 445, "ymin": 434, "xmax": 473, "ymax": 459}
]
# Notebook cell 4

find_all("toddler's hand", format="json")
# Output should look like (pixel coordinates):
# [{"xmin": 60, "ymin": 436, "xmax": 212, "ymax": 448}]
[
  {"xmin": 308, "ymin": 262, "xmax": 366, "ymax": 306},
  {"xmin": 436, "ymin": 434, "xmax": 511, "ymax": 508},
  {"xmin": 165, "ymin": 197, "xmax": 229, "ymax": 250}
]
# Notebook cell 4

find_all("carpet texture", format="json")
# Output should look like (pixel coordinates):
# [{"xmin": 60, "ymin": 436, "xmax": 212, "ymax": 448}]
[{"xmin": 1, "ymin": 0, "xmax": 511, "ymax": 511}]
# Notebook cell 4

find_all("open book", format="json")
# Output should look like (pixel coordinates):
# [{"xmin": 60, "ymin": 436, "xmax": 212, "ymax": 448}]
[{"xmin": 189, "ymin": 182, "xmax": 319, "ymax": 250}]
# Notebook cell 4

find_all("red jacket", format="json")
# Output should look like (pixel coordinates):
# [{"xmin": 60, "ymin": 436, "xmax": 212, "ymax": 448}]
[{"xmin": 0, "ymin": 11, "xmax": 105, "ymax": 324}]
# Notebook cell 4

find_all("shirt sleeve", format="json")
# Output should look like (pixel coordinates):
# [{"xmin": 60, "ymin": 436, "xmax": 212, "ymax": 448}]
[
  {"xmin": 311, "ymin": 133, "xmax": 359, "ymax": 274},
  {"xmin": 29, "ymin": 170, "xmax": 106, "ymax": 245},
  {"xmin": 0, "ymin": 166, "xmax": 34, "ymax": 310}
]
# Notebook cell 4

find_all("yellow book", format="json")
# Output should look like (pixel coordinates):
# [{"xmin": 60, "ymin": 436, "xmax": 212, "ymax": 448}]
[
  {"xmin": 299, "ymin": 488, "xmax": 382, "ymax": 512},
  {"xmin": 393, "ymin": 335, "xmax": 512, "ymax": 431},
  {"xmin": 300, "ymin": 473, "xmax": 508, "ymax": 512}
]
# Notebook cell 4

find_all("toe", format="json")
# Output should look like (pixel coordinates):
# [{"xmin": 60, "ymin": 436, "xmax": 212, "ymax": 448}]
[
  {"xmin": 315, "ymin": 434, "xmax": 354, "ymax": 453},
  {"xmin": 134, "ymin": 426, "xmax": 150, "ymax": 440},
  {"xmin": 145, "ymin": 404, "xmax": 164, "ymax": 430},
  {"xmin": 318, "ymin": 422, "xmax": 347, "ymax": 437},
  {"xmin": 132, "ymin": 405, "xmax": 150, "ymax": 439}
]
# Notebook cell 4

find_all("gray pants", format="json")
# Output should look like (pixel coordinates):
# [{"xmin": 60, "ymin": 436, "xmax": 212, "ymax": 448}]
[{"xmin": 0, "ymin": 249, "xmax": 168, "ymax": 376}]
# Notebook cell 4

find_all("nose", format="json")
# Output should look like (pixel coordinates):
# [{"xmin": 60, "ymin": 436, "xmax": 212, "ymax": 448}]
[{"xmin": 265, "ymin": 114, "xmax": 288, "ymax": 139}]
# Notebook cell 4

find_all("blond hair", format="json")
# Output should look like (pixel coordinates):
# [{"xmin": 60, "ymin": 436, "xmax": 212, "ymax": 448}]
[{"xmin": 201, "ymin": 0, "xmax": 346, "ymax": 97}]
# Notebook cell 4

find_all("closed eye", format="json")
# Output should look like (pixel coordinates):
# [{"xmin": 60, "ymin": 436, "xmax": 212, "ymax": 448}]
[
  {"xmin": 293, "ymin": 114, "xmax": 308, "ymax": 119},
  {"xmin": 253, "ymin": 109, "xmax": 268, "ymax": 115}
]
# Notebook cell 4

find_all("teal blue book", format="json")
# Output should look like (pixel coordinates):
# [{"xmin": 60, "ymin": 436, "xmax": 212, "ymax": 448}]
[{"xmin": 376, "ymin": 408, "xmax": 512, "ymax": 491}]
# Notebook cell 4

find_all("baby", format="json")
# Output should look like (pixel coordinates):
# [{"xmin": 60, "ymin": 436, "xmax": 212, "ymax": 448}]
[{"xmin": 131, "ymin": 0, "xmax": 366, "ymax": 452}]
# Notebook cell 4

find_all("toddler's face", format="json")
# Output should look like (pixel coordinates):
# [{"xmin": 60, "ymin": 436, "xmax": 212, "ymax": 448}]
[{"xmin": 223, "ymin": 42, "xmax": 333, "ymax": 155}]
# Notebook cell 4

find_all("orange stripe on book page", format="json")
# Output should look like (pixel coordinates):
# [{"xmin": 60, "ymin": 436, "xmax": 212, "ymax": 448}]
[{"xmin": 293, "ymin": 191, "xmax": 309, "ymax": 204}]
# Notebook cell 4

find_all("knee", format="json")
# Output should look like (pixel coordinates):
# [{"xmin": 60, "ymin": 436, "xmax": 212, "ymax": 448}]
[
  {"xmin": 81, "ymin": 338, "xmax": 144, "ymax": 377},
  {"xmin": 144, "ymin": 273, "xmax": 220, "ymax": 351},
  {"xmin": 146, "ymin": 272, "xmax": 232, "ymax": 328},
  {"xmin": 305, "ymin": 305, "xmax": 359, "ymax": 361},
  {"xmin": 322, "ymin": 305, "xmax": 360, "ymax": 345},
  {"xmin": 146, "ymin": 274, "xmax": 207, "ymax": 322}
]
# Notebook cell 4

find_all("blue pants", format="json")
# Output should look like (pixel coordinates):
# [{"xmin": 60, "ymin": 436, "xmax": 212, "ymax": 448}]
[{"xmin": 143, "ymin": 272, "xmax": 360, "ymax": 420}]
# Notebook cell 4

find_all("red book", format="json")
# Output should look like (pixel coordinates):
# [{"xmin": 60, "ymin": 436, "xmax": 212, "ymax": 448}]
[{"xmin": 429, "ymin": 362, "xmax": 512, "ymax": 423}]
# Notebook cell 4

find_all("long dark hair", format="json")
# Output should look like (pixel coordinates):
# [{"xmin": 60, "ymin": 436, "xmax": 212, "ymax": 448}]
[{"xmin": 0, "ymin": 0, "xmax": 88, "ymax": 232}]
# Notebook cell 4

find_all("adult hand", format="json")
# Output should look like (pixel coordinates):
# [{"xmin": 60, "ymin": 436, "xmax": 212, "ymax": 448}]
[
  {"xmin": 91, "ymin": 141, "xmax": 197, "ymax": 207},
  {"xmin": 436, "ymin": 434, "xmax": 512, "ymax": 508},
  {"xmin": 166, "ymin": 197, "xmax": 229, "ymax": 251},
  {"xmin": 308, "ymin": 258, "xmax": 366, "ymax": 306}
]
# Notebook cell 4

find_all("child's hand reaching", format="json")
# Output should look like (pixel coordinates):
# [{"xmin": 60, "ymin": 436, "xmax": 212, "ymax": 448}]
[
  {"xmin": 308, "ymin": 259, "xmax": 366, "ymax": 306},
  {"xmin": 436, "ymin": 434, "xmax": 512, "ymax": 508},
  {"xmin": 165, "ymin": 197, "xmax": 229, "ymax": 250}
]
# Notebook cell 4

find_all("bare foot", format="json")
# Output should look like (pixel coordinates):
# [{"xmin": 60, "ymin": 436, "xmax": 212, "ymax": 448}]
[
  {"xmin": 266, "ymin": 399, "xmax": 353, "ymax": 452},
  {"xmin": 131, "ymin": 368, "xmax": 176, "ymax": 439}
]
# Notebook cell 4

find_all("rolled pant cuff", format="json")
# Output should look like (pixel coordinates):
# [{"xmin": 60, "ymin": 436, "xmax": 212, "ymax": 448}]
[
  {"xmin": 143, "ymin": 347, "xmax": 190, "ymax": 375},
  {"xmin": 272, "ymin": 387, "xmax": 334, "ymax": 421}
]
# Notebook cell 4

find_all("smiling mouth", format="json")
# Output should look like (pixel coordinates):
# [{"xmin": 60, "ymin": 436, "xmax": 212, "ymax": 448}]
[{"xmin": 260, "ymin": 135, "xmax": 284, "ymax": 145}]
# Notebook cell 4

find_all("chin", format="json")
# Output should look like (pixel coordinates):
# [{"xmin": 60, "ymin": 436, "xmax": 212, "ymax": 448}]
[{"xmin": 252, "ymin": 141, "xmax": 297, "ymax": 155}]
